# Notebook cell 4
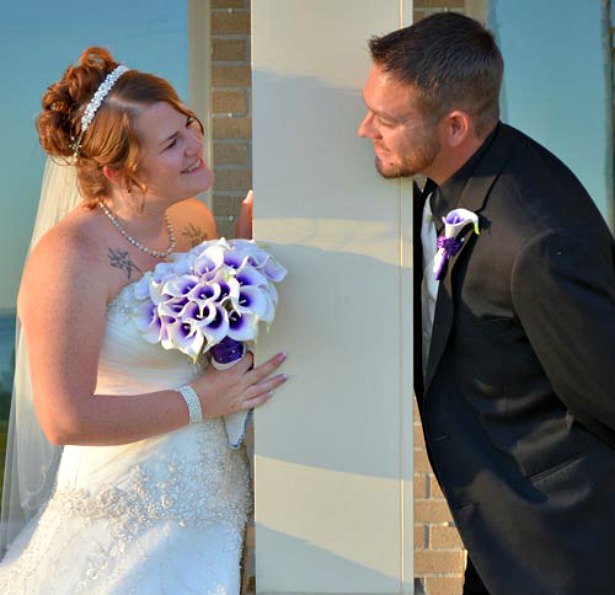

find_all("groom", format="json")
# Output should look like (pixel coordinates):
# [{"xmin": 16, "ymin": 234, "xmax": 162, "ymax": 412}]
[{"xmin": 358, "ymin": 12, "xmax": 615, "ymax": 595}]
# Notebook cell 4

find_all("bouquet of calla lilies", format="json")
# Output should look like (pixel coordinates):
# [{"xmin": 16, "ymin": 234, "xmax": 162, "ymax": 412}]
[
  {"xmin": 133, "ymin": 238, "xmax": 286, "ymax": 362},
  {"xmin": 131, "ymin": 238, "xmax": 287, "ymax": 447}
]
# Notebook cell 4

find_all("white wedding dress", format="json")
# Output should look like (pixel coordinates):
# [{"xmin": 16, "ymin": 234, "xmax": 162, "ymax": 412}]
[{"xmin": 0, "ymin": 281, "xmax": 251, "ymax": 594}]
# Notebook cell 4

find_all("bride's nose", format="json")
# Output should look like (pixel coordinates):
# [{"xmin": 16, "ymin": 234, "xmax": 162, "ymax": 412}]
[{"xmin": 186, "ymin": 128, "xmax": 203, "ymax": 153}]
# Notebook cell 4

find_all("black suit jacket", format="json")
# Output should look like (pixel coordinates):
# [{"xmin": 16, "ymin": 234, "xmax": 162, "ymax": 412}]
[{"xmin": 416, "ymin": 123, "xmax": 615, "ymax": 594}]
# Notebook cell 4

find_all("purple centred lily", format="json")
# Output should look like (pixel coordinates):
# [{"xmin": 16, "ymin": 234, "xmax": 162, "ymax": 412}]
[
  {"xmin": 161, "ymin": 275, "xmax": 201, "ymax": 299},
  {"xmin": 133, "ymin": 301, "xmax": 163, "ymax": 344},
  {"xmin": 261, "ymin": 258, "xmax": 287, "ymax": 283},
  {"xmin": 236, "ymin": 285, "xmax": 269, "ymax": 318},
  {"xmin": 192, "ymin": 247, "xmax": 223, "ymax": 279},
  {"xmin": 433, "ymin": 208, "xmax": 480, "ymax": 281},
  {"xmin": 159, "ymin": 315, "xmax": 205, "ymax": 361},
  {"xmin": 227, "ymin": 308, "xmax": 258, "ymax": 342},
  {"xmin": 198, "ymin": 302, "xmax": 231, "ymax": 346},
  {"xmin": 235, "ymin": 266, "xmax": 268, "ymax": 288},
  {"xmin": 187, "ymin": 281, "xmax": 222, "ymax": 308}
]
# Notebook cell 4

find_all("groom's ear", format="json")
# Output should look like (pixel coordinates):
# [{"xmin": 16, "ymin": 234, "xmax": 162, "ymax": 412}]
[{"xmin": 443, "ymin": 110, "xmax": 472, "ymax": 148}]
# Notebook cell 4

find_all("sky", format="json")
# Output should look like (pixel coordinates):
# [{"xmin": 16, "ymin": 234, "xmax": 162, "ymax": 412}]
[
  {"xmin": 1, "ymin": 0, "xmax": 611, "ymax": 310},
  {"xmin": 492, "ymin": 0, "xmax": 611, "ymax": 222},
  {"xmin": 0, "ymin": 0, "xmax": 188, "ymax": 310}
]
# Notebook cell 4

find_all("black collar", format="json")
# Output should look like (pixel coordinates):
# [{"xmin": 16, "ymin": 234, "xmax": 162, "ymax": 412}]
[{"xmin": 431, "ymin": 122, "xmax": 500, "ymax": 221}]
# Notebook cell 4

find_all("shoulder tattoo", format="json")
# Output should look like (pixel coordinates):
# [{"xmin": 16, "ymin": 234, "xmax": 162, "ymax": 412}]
[
  {"xmin": 107, "ymin": 248, "xmax": 141, "ymax": 279},
  {"xmin": 182, "ymin": 223, "xmax": 208, "ymax": 247}
]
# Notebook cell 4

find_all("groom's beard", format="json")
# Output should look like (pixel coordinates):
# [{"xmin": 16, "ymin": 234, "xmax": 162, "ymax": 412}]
[{"xmin": 374, "ymin": 134, "xmax": 440, "ymax": 179}]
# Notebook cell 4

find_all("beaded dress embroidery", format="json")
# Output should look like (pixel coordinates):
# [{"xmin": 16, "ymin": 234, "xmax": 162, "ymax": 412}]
[{"xmin": 0, "ymin": 280, "xmax": 251, "ymax": 594}]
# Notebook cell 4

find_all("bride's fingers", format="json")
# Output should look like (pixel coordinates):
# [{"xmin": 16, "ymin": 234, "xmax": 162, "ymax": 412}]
[
  {"xmin": 242, "ymin": 373, "xmax": 288, "ymax": 409},
  {"xmin": 246, "ymin": 352, "xmax": 287, "ymax": 383},
  {"xmin": 230, "ymin": 351, "xmax": 254, "ymax": 373},
  {"xmin": 242, "ymin": 391, "xmax": 273, "ymax": 410}
]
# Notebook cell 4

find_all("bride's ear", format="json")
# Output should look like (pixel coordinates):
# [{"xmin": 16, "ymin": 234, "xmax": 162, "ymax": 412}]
[{"xmin": 102, "ymin": 165, "xmax": 123, "ymax": 187}]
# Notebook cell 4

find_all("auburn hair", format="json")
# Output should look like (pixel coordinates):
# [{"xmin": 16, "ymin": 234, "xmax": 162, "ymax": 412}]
[{"xmin": 37, "ymin": 46, "xmax": 203, "ymax": 208}]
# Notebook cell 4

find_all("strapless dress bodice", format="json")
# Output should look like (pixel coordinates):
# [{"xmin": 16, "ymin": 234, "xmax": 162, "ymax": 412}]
[{"xmin": 0, "ymin": 260, "xmax": 251, "ymax": 594}]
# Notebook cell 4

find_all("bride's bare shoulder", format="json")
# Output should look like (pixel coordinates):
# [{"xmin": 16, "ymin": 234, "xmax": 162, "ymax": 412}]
[
  {"xmin": 20, "ymin": 205, "xmax": 110, "ymax": 305},
  {"xmin": 28, "ymin": 204, "xmax": 106, "ymax": 261},
  {"xmin": 169, "ymin": 198, "xmax": 217, "ymax": 250}
]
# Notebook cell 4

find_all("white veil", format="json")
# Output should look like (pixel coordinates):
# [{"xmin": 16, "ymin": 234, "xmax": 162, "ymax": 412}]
[{"xmin": 0, "ymin": 157, "xmax": 82, "ymax": 553}]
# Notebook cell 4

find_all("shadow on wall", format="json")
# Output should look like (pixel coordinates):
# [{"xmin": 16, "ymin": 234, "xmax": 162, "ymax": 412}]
[{"xmin": 251, "ymin": 64, "xmax": 416, "ymax": 590}]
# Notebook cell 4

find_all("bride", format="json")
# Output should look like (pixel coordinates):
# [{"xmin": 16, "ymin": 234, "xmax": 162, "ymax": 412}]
[{"xmin": 0, "ymin": 46, "xmax": 287, "ymax": 594}]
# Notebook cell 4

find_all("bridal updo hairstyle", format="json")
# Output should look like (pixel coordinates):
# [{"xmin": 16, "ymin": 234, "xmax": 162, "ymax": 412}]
[{"xmin": 36, "ymin": 46, "xmax": 203, "ymax": 208}]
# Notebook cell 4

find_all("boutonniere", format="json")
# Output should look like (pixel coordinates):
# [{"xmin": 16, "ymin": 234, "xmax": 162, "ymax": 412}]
[{"xmin": 433, "ymin": 208, "xmax": 480, "ymax": 281}]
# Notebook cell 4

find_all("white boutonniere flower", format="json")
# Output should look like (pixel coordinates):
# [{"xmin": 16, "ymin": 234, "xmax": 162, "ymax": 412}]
[{"xmin": 433, "ymin": 208, "xmax": 480, "ymax": 280}]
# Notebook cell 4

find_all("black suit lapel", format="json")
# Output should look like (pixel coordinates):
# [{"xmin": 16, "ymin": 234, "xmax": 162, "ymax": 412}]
[
  {"xmin": 424, "ymin": 125, "xmax": 513, "ymax": 393},
  {"xmin": 413, "ymin": 180, "xmax": 430, "ymax": 401}
]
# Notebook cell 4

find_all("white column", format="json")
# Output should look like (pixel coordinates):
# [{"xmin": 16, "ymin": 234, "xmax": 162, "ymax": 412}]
[{"xmin": 251, "ymin": 2, "xmax": 415, "ymax": 593}]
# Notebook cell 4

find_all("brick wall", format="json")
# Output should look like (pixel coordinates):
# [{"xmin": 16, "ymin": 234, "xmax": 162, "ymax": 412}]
[
  {"xmin": 209, "ymin": 2, "xmax": 472, "ymax": 594},
  {"xmin": 211, "ymin": 0, "xmax": 252, "ymax": 239}
]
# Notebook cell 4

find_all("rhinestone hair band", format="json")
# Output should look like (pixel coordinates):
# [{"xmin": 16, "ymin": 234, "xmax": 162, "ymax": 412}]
[{"xmin": 72, "ymin": 64, "xmax": 129, "ymax": 156}]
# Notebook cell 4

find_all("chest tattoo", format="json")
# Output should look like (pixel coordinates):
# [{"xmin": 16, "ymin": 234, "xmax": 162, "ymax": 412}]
[
  {"xmin": 182, "ymin": 223, "xmax": 208, "ymax": 247},
  {"xmin": 107, "ymin": 248, "xmax": 141, "ymax": 279}
]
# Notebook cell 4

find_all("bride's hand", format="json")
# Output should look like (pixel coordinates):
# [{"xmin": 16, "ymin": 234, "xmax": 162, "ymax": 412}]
[
  {"xmin": 192, "ymin": 351, "xmax": 287, "ymax": 418},
  {"xmin": 235, "ymin": 189, "xmax": 253, "ymax": 239}
]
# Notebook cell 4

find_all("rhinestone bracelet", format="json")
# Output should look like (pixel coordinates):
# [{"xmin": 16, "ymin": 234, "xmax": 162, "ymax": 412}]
[{"xmin": 177, "ymin": 385, "xmax": 203, "ymax": 424}]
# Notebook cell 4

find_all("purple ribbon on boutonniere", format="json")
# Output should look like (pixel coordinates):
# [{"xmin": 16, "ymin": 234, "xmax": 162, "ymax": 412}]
[{"xmin": 433, "ymin": 208, "xmax": 480, "ymax": 281}]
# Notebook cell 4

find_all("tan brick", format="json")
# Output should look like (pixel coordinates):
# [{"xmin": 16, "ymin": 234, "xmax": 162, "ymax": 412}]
[
  {"xmin": 212, "ymin": 64, "xmax": 251, "ymax": 87},
  {"xmin": 213, "ymin": 38, "xmax": 248, "ymax": 62},
  {"xmin": 414, "ymin": 473, "xmax": 428, "ymax": 498},
  {"xmin": 415, "ymin": 0, "xmax": 464, "ymax": 7},
  {"xmin": 414, "ymin": 499, "xmax": 453, "ymax": 524},
  {"xmin": 413, "ymin": 396, "xmax": 421, "ymax": 418},
  {"xmin": 414, "ymin": 425, "xmax": 426, "ymax": 448},
  {"xmin": 216, "ymin": 219, "xmax": 236, "ymax": 240},
  {"xmin": 212, "ymin": 0, "xmax": 247, "ymax": 9},
  {"xmin": 430, "ymin": 524, "xmax": 464, "ymax": 549},
  {"xmin": 414, "ymin": 524, "xmax": 427, "ymax": 549},
  {"xmin": 415, "ymin": 449, "xmax": 434, "ymax": 473},
  {"xmin": 413, "ymin": 9, "xmax": 448, "ymax": 22},
  {"xmin": 213, "ymin": 117, "xmax": 252, "ymax": 139},
  {"xmin": 213, "ymin": 168, "xmax": 252, "ymax": 192},
  {"xmin": 212, "ymin": 11, "xmax": 251, "ymax": 35},
  {"xmin": 213, "ymin": 90, "xmax": 247, "ymax": 114},
  {"xmin": 212, "ymin": 194, "xmax": 246, "ymax": 239},
  {"xmin": 422, "ymin": 576, "xmax": 465, "ymax": 595},
  {"xmin": 213, "ymin": 194, "xmax": 247, "ymax": 217},
  {"xmin": 214, "ymin": 142, "xmax": 249, "ymax": 166},
  {"xmin": 245, "ymin": 524, "xmax": 255, "ymax": 548},
  {"xmin": 414, "ymin": 549, "xmax": 464, "ymax": 574},
  {"xmin": 429, "ymin": 475, "xmax": 446, "ymax": 499}
]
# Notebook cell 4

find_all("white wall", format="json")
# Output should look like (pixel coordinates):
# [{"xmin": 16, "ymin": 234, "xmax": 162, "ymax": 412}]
[{"xmin": 251, "ymin": 1, "xmax": 416, "ymax": 593}]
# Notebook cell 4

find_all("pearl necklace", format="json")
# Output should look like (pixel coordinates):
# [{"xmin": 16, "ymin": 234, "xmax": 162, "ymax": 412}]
[{"xmin": 98, "ymin": 199, "xmax": 176, "ymax": 259}]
